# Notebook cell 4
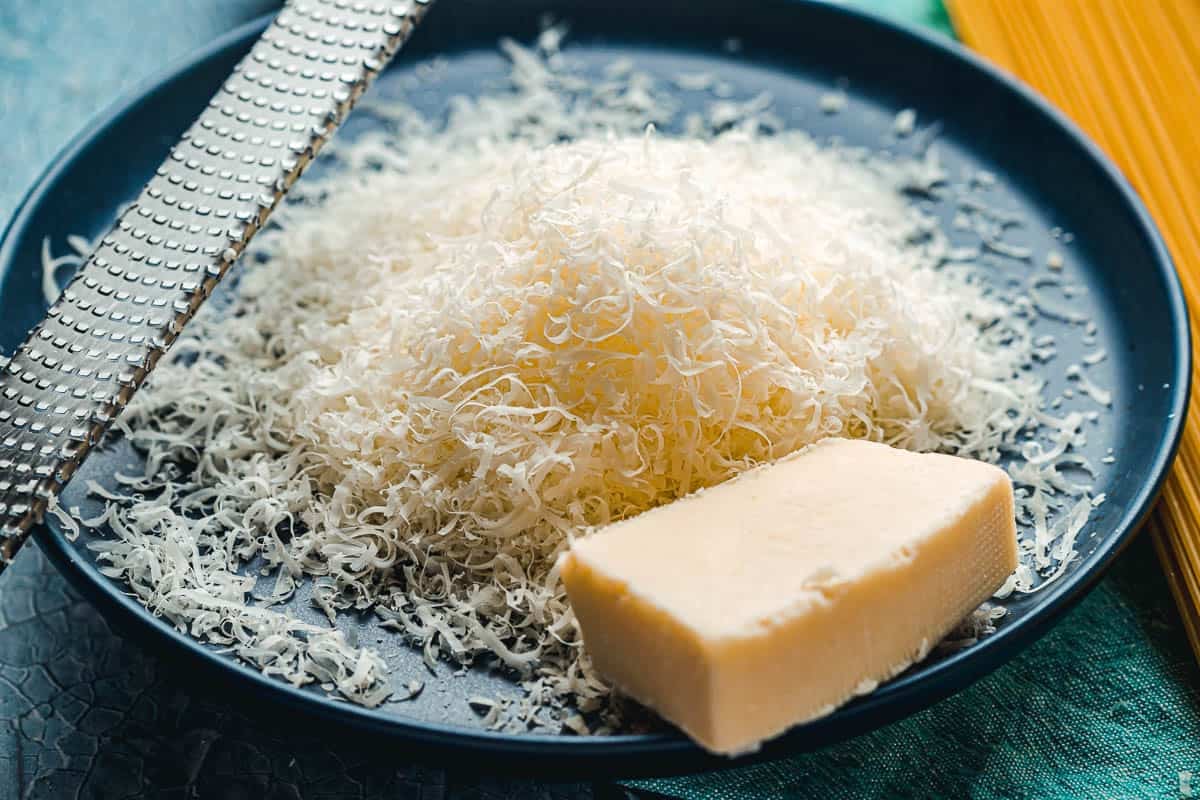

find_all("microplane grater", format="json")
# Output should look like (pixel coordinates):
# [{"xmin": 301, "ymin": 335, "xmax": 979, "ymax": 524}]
[{"xmin": 0, "ymin": 0, "xmax": 433, "ymax": 570}]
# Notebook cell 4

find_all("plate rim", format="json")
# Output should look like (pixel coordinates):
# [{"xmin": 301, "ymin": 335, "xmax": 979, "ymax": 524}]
[{"xmin": 1, "ymin": 0, "xmax": 1190, "ymax": 773}]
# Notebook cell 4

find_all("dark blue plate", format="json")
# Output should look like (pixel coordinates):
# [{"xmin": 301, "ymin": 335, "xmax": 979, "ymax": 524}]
[{"xmin": 0, "ymin": 0, "xmax": 1188, "ymax": 777}]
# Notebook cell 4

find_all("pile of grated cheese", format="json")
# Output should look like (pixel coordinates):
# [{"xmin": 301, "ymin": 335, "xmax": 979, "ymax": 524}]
[{"xmin": 54, "ymin": 31, "xmax": 1101, "ymax": 720}]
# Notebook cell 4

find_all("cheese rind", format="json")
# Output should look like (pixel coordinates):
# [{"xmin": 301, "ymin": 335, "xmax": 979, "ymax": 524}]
[{"xmin": 559, "ymin": 438, "xmax": 1018, "ymax": 754}]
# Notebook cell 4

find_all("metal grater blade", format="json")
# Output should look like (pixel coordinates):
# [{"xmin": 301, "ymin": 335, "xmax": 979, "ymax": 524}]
[{"xmin": 0, "ymin": 0, "xmax": 433, "ymax": 569}]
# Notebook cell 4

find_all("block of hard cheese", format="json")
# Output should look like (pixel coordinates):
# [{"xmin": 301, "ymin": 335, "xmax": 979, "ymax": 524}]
[{"xmin": 559, "ymin": 437, "xmax": 1018, "ymax": 755}]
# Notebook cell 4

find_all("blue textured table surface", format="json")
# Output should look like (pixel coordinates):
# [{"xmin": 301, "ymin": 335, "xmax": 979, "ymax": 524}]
[{"xmin": 2, "ymin": 2, "xmax": 1198, "ymax": 799}]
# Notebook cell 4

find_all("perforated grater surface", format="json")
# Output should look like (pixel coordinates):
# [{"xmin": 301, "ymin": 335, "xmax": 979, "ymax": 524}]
[{"xmin": 0, "ymin": 0, "xmax": 432, "ymax": 569}]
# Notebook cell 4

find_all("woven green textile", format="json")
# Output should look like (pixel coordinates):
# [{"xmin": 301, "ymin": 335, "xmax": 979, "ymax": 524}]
[
  {"xmin": 841, "ymin": 0, "xmax": 955, "ymax": 36},
  {"xmin": 634, "ymin": 3, "xmax": 1200, "ymax": 797}
]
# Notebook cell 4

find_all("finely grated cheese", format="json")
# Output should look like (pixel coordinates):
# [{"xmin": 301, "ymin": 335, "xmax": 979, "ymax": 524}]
[
  {"xmin": 893, "ymin": 108, "xmax": 917, "ymax": 137},
  {"xmin": 41, "ymin": 30, "xmax": 1105, "ymax": 720}
]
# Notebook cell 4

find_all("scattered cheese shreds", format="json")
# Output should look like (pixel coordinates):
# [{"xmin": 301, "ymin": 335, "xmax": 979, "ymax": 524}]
[
  {"xmin": 819, "ymin": 90, "xmax": 848, "ymax": 114},
  {"xmin": 893, "ymin": 108, "xmax": 917, "ymax": 137},
  {"xmin": 51, "ymin": 34, "xmax": 1100, "ymax": 719}
]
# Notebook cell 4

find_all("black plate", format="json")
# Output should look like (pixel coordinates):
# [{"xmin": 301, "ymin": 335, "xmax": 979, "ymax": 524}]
[{"xmin": 0, "ymin": 0, "xmax": 1188, "ymax": 777}]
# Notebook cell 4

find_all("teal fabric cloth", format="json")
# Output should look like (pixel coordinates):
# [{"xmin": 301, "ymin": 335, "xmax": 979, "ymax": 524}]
[
  {"xmin": 836, "ymin": 0, "xmax": 955, "ymax": 36},
  {"xmin": 634, "ymin": 3, "xmax": 1200, "ymax": 797}
]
